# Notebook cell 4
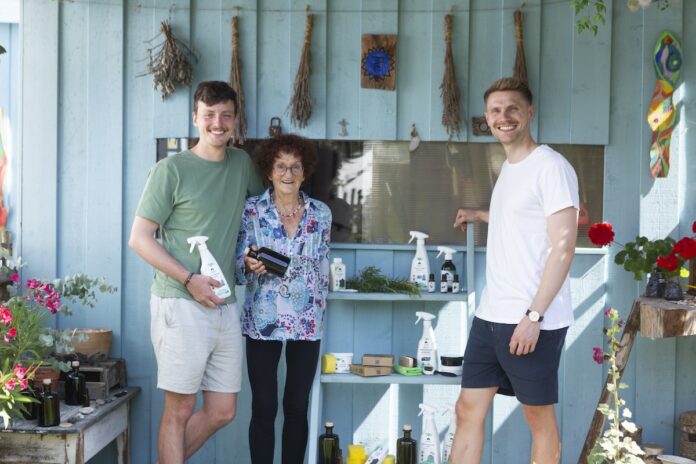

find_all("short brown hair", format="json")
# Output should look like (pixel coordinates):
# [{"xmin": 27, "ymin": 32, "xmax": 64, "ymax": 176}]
[
  {"xmin": 483, "ymin": 77, "xmax": 533, "ymax": 105},
  {"xmin": 193, "ymin": 81, "xmax": 237, "ymax": 113},
  {"xmin": 254, "ymin": 134, "xmax": 318, "ymax": 181}
]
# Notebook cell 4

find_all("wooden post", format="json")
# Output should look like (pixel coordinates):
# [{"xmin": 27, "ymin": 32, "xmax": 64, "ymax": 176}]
[{"xmin": 578, "ymin": 300, "xmax": 642, "ymax": 464}]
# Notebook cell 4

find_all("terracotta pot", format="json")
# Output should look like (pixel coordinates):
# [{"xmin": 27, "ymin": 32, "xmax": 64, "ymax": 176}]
[{"xmin": 67, "ymin": 328, "xmax": 113, "ymax": 357}]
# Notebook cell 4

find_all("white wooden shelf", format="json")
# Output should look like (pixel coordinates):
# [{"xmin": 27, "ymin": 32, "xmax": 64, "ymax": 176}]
[
  {"xmin": 320, "ymin": 373, "xmax": 462, "ymax": 385},
  {"xmin": 328, "ymin": 291, "xmax": 467, "ymax": 302}
]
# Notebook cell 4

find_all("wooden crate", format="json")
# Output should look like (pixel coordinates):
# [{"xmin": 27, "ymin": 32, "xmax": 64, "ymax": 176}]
[{"xmin": 57, "ymin": 358, "xmax": 127, "ymax": 400}]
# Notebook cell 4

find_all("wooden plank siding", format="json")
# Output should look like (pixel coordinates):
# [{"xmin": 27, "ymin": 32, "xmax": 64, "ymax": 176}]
[{"xmin": 13, "ymin": 1, "xmax": 696, "ymax": 463}]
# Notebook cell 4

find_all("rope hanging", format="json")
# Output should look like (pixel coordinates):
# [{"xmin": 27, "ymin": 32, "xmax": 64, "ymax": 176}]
[
  {"xmin": 289, "ymin": 7, "xmax": 314, "ymax": 128},
  {"xmin": 440, "ymin": 13, "xmax": 462, "ymax": 138},
  {"xmin": 229, "ymin": 14, "xmax": 247, "ymax": 145},
  {"xmin": 513, "ymin": 8, "xmax": 528, "ymax": 85}
]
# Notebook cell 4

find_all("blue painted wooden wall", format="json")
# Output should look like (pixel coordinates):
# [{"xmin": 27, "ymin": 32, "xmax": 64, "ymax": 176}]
[{"xmin": 13, "ymin": 0, "xmax": 696, "ymax": 462}]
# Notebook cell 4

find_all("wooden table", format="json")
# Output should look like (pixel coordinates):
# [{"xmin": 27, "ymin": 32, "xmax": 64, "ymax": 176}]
[
  {"xmin": 0, "ymin": 386, "xmax": 140, "ymax": 464},
  {"xmin": 579, "ymin": 297, "xmax": 696, "ymax": 463}
]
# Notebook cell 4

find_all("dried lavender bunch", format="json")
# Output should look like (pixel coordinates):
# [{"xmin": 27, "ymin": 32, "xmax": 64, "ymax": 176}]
[{"xmin": 141, "ymin": 21, "xmax": 199, "ymax": 100}]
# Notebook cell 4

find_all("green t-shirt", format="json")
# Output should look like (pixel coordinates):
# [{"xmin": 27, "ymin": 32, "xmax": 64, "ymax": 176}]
[{"xmin": 135, "ymin": 147, "xmax": 264, "ymax": 303}]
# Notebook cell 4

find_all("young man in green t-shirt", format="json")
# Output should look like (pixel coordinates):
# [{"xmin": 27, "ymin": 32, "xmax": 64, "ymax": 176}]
[{"xmin": 129, "ymin": 81, "xmax": 263, "ymax": 463}]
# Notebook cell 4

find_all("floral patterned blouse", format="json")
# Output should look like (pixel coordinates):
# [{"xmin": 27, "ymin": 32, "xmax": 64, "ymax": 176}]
[{"xmin": 236, "ymin": 189, "xmax": 331, "ymax": 341}]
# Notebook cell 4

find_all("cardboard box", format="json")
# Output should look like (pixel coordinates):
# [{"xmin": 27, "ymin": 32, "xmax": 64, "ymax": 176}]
[
  {"xmin": 361, "ymin": 354, "xmax": 394, "ymax": 367},
  {"xmin": 350, "ymin": 364, "xmax": 392, "ymax": 377}
]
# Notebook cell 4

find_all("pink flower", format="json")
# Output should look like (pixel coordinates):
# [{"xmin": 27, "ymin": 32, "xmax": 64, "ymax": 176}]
[
  {"xmin": 3, "ymin": 327, "xmax": 17, "ymax": 343},
  {"xmin": 10, "ymin": 273, "xmax": 19, "ymax": 283},
  {"xmin": 26, "ymin": 278, "xmax": 39, "ymax": 289},
  {"xmin": 592, "ymin": 347, "xmax": 604, "ymax": 365},
  {"xmin": 604, "ymin": 308, "xmax": 612, "ymax": 317},
  {"xmin": 0, "ymin": 307, "xmax": 11, "ymax": 325},
  {"xmin": 19, "ymin": 379, "xmax": 28, "ymax": 390},
  {"xmin": 5, "ymin": 379, "xmax": 16, "ymax": 391},
  {"xmin": 13, "ymin": 364, "xmax": 27, "ymax": 380}
]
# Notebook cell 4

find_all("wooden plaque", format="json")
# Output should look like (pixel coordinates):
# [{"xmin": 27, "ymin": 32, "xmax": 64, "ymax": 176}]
[{"xmin": 361, "ymin": 34, "xmax": 397, "ymax": 90}]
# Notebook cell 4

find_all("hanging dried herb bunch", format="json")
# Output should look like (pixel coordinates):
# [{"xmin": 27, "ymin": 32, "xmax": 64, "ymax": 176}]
[
  {"xmin": 229, "ymin": 14, "xmax": 247, "ymax": 145},
  {"xmin": 440, "ymin": 13, "xmax": 462, "ymax": 138},
  {"xmin": 141, "ymin": 21, "xmax": 199, "ymax": 100},
  {"xmin": 513, "ymin": 9, "xmax": 529, "ymax": 86},
  {"xmin": 288, "ymin": 7, "xmax": 313, "ymax": 128}
]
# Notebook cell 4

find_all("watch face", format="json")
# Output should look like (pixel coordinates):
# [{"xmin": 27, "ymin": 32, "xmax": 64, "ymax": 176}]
[{"xmin": 528, "ymin": 310, "xmax": 540, "ymax": 322}]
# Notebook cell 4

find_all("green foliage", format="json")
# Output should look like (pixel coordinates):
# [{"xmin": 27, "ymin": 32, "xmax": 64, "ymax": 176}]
[
  {"xmin": 571, "ymin": 0, "xmax": 606, "ymax": 36},
  {"xmin": 346, "ymin": 266, "xmax": 421, "ymax": 297},
  {"xmin": 588, "ymin": 309, "xmax": 645, "ymax": 464},
  {"xmin": 613, "ymin": 236, "xmax": 676, "ymax": 280}
]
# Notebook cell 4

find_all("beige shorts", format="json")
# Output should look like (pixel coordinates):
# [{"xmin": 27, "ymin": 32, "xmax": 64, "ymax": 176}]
[{"xmin": 150, "ymin": 295, "xmax": 242, "ymax": 394}]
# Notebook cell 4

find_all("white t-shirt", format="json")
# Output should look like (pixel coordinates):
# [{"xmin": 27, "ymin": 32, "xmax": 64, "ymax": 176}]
[{"xmin": 476, "ymin": 145, "xmax": 579, "ymax": 330}]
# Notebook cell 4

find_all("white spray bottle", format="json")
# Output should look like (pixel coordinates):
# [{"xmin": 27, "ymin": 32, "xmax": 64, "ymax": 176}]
[
  {"xmin": 418, "ymin": 403, "xmax": 441, "ymax": 464},
  {"xmin": 408, "ymin": 231, "xmax": 430, "ymax": 290},
  {"xmin": 436, "ymin": 246, "xmax": 457, "ymax": 293},
  {"xmin": 415, "ymin": 311, "xmax": 438, "ymax": 375},
  {"xmin": 187, "ymin": 236, "xmax": 232, "ymax": 299},
  {"xmin": 441, "ymin": 406, "xmax": 457, "ymax": 463}
]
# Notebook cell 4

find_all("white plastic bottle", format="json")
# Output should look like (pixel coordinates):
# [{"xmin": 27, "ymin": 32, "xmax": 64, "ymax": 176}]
[
  {"xmin": 408, "ymin": 231, "xmax": 430, "ymax": 290},
  {"xmin": 441, "ymin": 406, "xmax": 456, "ymax": 463},
  {"xmin": 187, "ymin": 236, "xmax": 232, "ymax": 299},
  {"xmin": 415, "ymin": 311, "xmax": 438, "ymax": 375},
  {"xmin": 330, "ymin": 257, "xmax": 347, "ymax": 291},
  {"xmin": 418, "ymin": 403, "xmax": 441, "ymax": 464},
  {"xmin": 436, "ymin": 246, "xmax": 457, "ymax": 293}
]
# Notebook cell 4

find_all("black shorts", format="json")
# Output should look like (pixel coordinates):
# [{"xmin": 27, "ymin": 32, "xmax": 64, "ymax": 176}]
[{"xmin": 461, "ymin": 317, "xmax": 568, "ymax": 406}]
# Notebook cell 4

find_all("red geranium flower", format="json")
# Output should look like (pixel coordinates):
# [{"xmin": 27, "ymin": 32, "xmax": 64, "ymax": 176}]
[
  {"xmin": 692, "ymin": 221, "xmax": 696, "ymax": 234},
  {"xmin": 588, "ymin": 223, "xmax": 615, "ymax": 246},
  {"xmin": 656, "ymin": 252, "xmax": 680, "ymax": 272},
  {"xmin": 673, "ymin": 237, "xmax": 696, "ymax": 260}
]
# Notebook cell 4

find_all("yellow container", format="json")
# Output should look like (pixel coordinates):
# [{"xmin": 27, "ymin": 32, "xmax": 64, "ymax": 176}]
[
  {"xmin": 382, "ymin": 455, "xmax": 396, "ymax": 464},
  {"xmin": 346, "ymin": 444, "xmax": 367, "ymax": 464}
]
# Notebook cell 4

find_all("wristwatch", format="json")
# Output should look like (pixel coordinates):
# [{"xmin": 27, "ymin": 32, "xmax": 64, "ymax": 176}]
[{"xmin": 525, "ymin": 309, "xmax": 544, "ymax": 322}]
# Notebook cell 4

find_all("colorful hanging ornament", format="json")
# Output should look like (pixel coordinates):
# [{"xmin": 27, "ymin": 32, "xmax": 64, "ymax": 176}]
[
  {"xmin": 440, "ymin": 12, "xmax": 462, "ymax": 138},
  {"xmin": 229, "ymin": 13, "xmax": 247, "ymax": 145},
  {"xmin": 513, "ymin": 7, "xmax": 528, "ymax": 85},
  {"xmin": 647, "ymin": 31, "xmax": 682, "ymax": 178},
  {"xmin": 289, "ymin": 6, "xmax": 314, "ymax": 128}
]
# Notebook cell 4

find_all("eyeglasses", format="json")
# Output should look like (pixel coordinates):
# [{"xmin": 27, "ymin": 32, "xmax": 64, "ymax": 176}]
[{"xmin": 273, "ymin": 164, "xmax": 304, "ymax": 176}]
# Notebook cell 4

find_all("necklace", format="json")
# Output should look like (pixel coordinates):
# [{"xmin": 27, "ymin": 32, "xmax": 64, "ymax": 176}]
[{"xmin": 273, "ymin": 194, "xmax": 303, "ymax": 218}]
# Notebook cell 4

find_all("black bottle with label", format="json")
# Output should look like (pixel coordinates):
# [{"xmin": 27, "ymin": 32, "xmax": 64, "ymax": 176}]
[
  {"xmin": 65, "ymin": 360, "xmax": 87, "ymax": 406},
  {"xmin": 318, "ymin": 421, "xmax": 340, "ymax": 463},
  {"xmin": 396, "ymin": 424, "xmax": 417, "ymax": 464},
  {"xmin": 38, "ymin": 378, "xmax": 60, "ymax": 427},
  {"xmin": 245, "ymin": 246, "xmax": 290, "ymax": 277},
  {"xmin": 21, "ymin": 379, "xmax": 41, "ymax": 420}
]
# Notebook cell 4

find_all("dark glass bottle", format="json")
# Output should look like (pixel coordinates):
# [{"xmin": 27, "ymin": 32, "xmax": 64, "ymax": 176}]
[
  {"xmin": 396, "ymin": 424, "xmax": 417, "ymax": 464},
  {"xmin": 246, "ymin": 246, "xmax": 290, "ymax": 277},
  {"xmin": 318, "ymin": 421, "xmax": 340, "ymax": 464},
  {"xmin": 38, "ymin": 378, "xmax": 60, "ymax": 427},
  {"xmin": 65, "ymin": 360, "xmax": 87, "ymax": 406},
  {"xmin": 21, "ymin": 379, "xmax": 41, "ymax": 420}
]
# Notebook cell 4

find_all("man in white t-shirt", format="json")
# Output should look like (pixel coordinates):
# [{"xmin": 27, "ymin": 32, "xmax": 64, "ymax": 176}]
[{"xmin": 450, "ymin": 77, "xmax": 579, "ymax": 464}]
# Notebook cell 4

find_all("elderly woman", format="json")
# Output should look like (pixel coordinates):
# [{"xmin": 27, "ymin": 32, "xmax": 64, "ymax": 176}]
[{"xmin": 236, "ymin": 134, "xmax": 331, "ymax": 464}]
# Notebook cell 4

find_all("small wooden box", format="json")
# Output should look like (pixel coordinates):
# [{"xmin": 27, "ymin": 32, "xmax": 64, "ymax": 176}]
[
  {"xmin": 350, "ymin": 364, "xmax": 391, "ymax": 377},
  {"xmin": 58, "ymin": 358, "xmax": 127, "ymax": 400},
  {"xmin": 361, "ymin": 354, "xmax": 394, "ymax": 367}
]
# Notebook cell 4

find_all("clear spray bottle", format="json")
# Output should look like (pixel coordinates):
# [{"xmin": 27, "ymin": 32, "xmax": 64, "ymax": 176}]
[
  {"xmin": 418, "ymin": 403, "xmax": 441, "ymax": 464},
  {"xmin": 187, "ymin": 236, "xmax": 232, "ymax": 299},
  {"xmin": 415, "ymin": 311, "xmax": 438, "ymax": 375}
]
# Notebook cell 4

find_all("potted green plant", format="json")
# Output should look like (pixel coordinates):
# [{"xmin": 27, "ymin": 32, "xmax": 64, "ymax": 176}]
[
  {"xmin": 0, "ymin": 261, "xmax": 115, "ymax": 427},
  {"xmin": 588, "ymin": 221, "xmax": 696, "ymax": 300}
]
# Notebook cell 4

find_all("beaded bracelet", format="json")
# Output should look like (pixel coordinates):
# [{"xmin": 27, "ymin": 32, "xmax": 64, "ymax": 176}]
[{"xmin": 183, "ymin": 272, "xmax": 195, "ymax": 287}]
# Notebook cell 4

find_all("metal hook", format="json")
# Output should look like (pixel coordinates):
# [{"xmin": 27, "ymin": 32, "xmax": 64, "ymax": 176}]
[
  {"xmin": 168, "ymin": 3, "xmax": 176, "ymax": 22},
  {"xmin": 234, "ymin": 5, "xmax": 241, "ymax": 17},
  {"xmin": 305, "ymin": 4, "xmax": 311, "ymax": 15}
]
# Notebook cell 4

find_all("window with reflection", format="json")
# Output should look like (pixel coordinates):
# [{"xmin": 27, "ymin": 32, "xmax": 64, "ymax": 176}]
[{"xmin": 157, "ymin": 139, "xmax": 603, "ymax": 247}]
